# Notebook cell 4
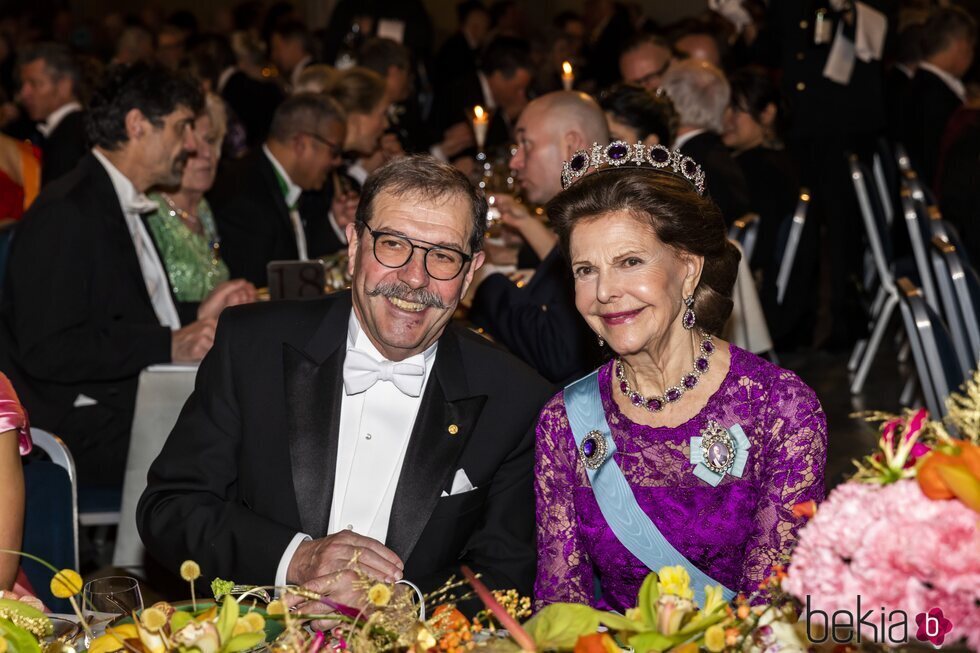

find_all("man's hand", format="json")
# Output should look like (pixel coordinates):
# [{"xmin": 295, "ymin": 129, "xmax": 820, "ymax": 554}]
[
  {"xmin": 171, "ymin": 318, "xmax": 217, "ymax": 362},
  {"xmin": 440, "ymin": 122, "xmax": 476, "ymax": 159},
  {"xmin": 287, "ymin": 569, "xmax": 370, "ymax": 631},
  {"xmin": 197, "ymin": 279, "xmax": 257, "ymax": 321},
  {"xmin": 287, "ymin": 530, "xmax": 404, "ymax": 587}
]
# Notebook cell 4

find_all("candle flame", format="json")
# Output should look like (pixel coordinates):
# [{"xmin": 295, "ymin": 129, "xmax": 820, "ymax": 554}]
[
  {"xmin": 562, "ymin": 61, "xmax": 573, "ymax": 76},
  {"xmin": 474, "ymin": 105, "xmax": 485, "ymax": 120}
]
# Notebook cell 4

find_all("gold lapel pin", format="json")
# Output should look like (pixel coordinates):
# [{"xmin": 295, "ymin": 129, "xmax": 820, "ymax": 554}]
[{"xmin": 447, "ymin": 424, "xmax": 459, "ymax": 435}]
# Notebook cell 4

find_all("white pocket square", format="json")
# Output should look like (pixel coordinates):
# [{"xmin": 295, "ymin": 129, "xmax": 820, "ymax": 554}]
[{"xmin": 440, "ymin": 468, "xmax": 477, "ymax": 497}]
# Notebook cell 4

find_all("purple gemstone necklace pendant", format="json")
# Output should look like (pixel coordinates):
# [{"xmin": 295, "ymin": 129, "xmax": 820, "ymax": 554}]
[{"xmin": 615, "ymin": 332, "xmax": 715, "ymax": 413}]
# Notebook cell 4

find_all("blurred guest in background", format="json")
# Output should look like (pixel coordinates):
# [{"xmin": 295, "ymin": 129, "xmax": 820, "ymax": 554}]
[
  {"xmin": 901, "ymin": 6, "xmax": 976, "ymax": 185},
  {"xmin": 583, "ymin": 0, "xmax": 635, "ymax": 89},
  {"xmin": 210, "ymin": 93, "xmax": 346, "ymax": 286},
  {"xmin": 0, "ymin": 134, "xmax": 40, "ymax": 220},
  {"xmin": 619, "ymin": 33, "xmax": 674, "ymax": 92},
  {"xmin": 0, "ymin": 64, "xmax": 223, "ymax": 485},
  {"xmin": 149, "ymin": 93, "xmax": 256, "ymax": 323},
  {"xmin": 18, "ymin": 43, "xmax": 88, "ymax": 186},
  {"xmin": 270, "ymin": 19, "xmax": 315, "ymax": 91},
  {"xmin": 673, "ymin": 27, "xmax": 725, "ymax": 69},
  {"xmin": 432, "ymin": 1, "xmax": 490, "ymax": 94},
  {"xmin": 219, "ymin": 32, "xmax": 285, "ymax": 150},
  {"xmin": 662, "ymin": 58, "xmax": 749, "ymax": 224},
  {"xmin": 599, "ymin": 83, "xmax": 676, "ymax": 146},
  {"xmin": 113, "ymin": 26, "xmax": 155, "ymax": 66}
]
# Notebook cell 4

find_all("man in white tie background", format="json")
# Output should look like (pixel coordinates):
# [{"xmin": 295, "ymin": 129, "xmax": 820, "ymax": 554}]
[
  {"xmin": 138, "ymin": 155, "xmax": 553, "ymax": 611},
  {"xmin": 0, "ymin": 63, "xmax": 251, "ymax": 486}
]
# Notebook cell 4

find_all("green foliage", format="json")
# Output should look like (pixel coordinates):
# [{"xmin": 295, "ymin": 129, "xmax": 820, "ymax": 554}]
[
  {"xmin": 522, "ymin": 603, "xmax": 602, "ymax": 649},
  {"xmin": 0, "ymin": 617, "xmax": 41, "ymax": 653}
]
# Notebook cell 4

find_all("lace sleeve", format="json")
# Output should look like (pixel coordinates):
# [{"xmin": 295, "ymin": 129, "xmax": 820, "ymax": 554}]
[
  {"xmin": 739, "ymin": 371, "xmax": 827, "ymax": 592},
  {"xmin": 533, "ymin": 392, "xmax": 592, "ymax": 609}
]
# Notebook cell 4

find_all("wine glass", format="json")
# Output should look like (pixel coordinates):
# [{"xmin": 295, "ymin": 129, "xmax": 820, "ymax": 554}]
[{"xmin": 82, "ymin": 576, "xmax": 144, "ymax": 645}]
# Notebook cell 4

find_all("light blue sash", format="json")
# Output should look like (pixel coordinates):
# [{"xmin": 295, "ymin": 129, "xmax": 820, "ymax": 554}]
[{"xmin": 564, "ymin": 370, "xmax": 737, "ymax": 607}]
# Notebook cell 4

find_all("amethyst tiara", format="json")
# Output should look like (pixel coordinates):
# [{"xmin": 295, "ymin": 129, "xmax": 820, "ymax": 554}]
[{"xmin": 560, "ymin": 141, "xmax": 707, "ymax": 196}]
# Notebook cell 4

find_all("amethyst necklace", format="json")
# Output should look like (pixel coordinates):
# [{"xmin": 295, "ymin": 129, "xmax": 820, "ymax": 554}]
[{"xmin": 615, "ymin": 332, "xmax": 716, "ymax": 412}]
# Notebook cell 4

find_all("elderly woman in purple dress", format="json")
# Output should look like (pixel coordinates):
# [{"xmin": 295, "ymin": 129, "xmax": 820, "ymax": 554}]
[{"xmin": 533, "ymin": 143, "xmax": 827, "ymax": 612}]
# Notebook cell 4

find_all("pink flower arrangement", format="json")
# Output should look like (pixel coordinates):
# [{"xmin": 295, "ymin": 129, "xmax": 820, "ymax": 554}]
[{"xmin": 783, "ymin": 479, "xmax": 980, "ymax": 650}]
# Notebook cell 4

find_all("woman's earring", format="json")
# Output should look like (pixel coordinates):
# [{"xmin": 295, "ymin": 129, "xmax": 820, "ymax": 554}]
[
  {"xmin": 682, "ymin": 295, "xmax": 696, "ymax": 330},
  {"xmin": 597, "ymin": 334, "xmax": 605, "ymax": 347}
]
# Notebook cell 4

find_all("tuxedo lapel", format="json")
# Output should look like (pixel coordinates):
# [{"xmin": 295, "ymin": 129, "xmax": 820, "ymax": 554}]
[
  {"xmin": 385, "ymin": 327, "xmax": 488, "ymax": 561},
  {"xmin": 284, "ymin": 293, "xmax": 351, "ymax": 537},
  {"xmin": 256, "ymin": 152, "xmax": 294, "ymax": 230}
]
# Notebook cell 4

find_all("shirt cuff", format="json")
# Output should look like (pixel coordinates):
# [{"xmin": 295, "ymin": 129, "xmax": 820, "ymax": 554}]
[{"xmin": 276, "ymin": 532, "xmax": 312, "ymax": 587}]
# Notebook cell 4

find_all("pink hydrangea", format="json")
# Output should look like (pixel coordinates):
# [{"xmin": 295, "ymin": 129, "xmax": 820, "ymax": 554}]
[{"xmin": 783, "ymin": 480, "xmax": 980, "ymax": 650}]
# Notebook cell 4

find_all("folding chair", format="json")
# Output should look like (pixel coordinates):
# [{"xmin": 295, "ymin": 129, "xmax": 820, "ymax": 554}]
[
  {"xmin": 930, "ymin": 236, "xmax": 980, "ymax": 372},
  {"xmin": 849, "ymin": 157, "xmax": 901, "ymax": 394},
  {"xmin": 22, "ymin": 428, "xmax": 79, "ymax": 612},
  {"xmin": 897, "ymin": 278, "xmax": 965, "ymax": 420},
  {"xmin": 727, "ymin": 213, "xmax": 760, "ymax": 264},
  {"xmin": 900, "ymin": 188, "xmax": 940, "ymax": 313},
  {"xmin": 775, "ymin": 190, "xmax": 810, "ymax": 305}
]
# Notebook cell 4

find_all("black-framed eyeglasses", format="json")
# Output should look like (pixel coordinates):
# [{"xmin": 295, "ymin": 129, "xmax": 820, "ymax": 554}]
[
  {"xmin": 362, "ymin": 224, "xmax": 472, "ymax": 280},
  {"xmin": 302, "ymin": 131, "xmax": 342, "ymax": 158}
]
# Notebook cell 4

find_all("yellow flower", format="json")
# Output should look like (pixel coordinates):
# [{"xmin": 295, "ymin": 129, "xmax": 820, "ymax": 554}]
[
  {"xmin": 180, "ymin": 560, "xmax": 201, "ymax": 582},
  {"xmin": 702, "ymin": 585, "xmax": 726, "ymax": 614},
  {"xmin": 49, "ymin": 569, "xmax": 82, "ymax": 599},
  {"xmin": 705, "ymin": 624, "xmax": 726, "ymax": 652},
  {"xmin": 657, "ymin": 566, "xmax": 693, "ymax": 600},
  {"xmin": 266, "ymin": 600, "xmax": 286, "ymax": 615},
  {"xmin": 0, "ymin": 637, "xmax": 7, "ymax": 653},
  {"xmin": 415, "ymin": 626, "xmax": 436, "ymax": 650},
  {"xmin": 367, "ymin": 583, "xmax": 392, "ymax": 607}
]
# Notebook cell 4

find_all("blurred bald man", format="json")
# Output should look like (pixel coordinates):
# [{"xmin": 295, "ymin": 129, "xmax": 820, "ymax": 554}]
[{"xmin": 469, "ymin": 91, "xmax": 609, "ymax": 382}]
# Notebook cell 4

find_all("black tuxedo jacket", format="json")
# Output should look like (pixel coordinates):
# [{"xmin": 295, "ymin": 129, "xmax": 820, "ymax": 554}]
[
  {"xmin": 0, "ymin": 153, "xmax": 171, "ymax": 438},
  {"xmin": 209, "ymin": 151, "xmax": 321, "ymax": 287},
  {"xmin": 901, "ymin": 68, "xmax": 963, "ymax": 186},
  {"xmin": 220, "ymin": 71, "xmax": 285, "ymax": 149},
  {"xmin": 137, "ymin": 291, "xmax": 552, "ymax": 596},
  {"xmin": 679, "ymin": 132, "xmax": 750, "ymax": 225},
  {"xmin": 432, "ymin": 33, "xmax": 480, "ymax": 94},
  {"xmin": 40, "ymin": 109, "xmax": 88, "ymax": 187}
]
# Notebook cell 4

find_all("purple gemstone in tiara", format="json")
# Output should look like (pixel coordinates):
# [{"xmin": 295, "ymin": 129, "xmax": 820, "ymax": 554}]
[
  {"xmin": 649, "ymin": 147, "xmax": 670, "ymax": 164},
  {"xmin": 570, "ymin": 153, "xmax": 588, "ymax": 172},
  {"xmin": 608, "ymin": 143, "xmax": 628, "ymax": 161},
  {"xmin": 682, "ymin": 158, "xmax": 697, "ymax": 177}
]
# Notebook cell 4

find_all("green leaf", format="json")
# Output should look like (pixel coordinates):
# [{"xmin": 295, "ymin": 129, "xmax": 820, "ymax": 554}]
[
  {"xmin": 675, "ymin": 610, "xmax": 727, "ymax": 637},
  {"xmin": 596, "ymin": 611, "xmax": 643, "ymax": 632},
  {"xmin": 0, "ymin": 617, "xmax": 41, "ymax": 653},
  {"xmin": 216, "ymin": 596, "xmax": 237, "ymax": 645},
  {"xmin": 171, "ymin": 611, "xmax": 193, "ymax": 633},
  {"xmin": 637, "ymin": 572, "xmax": 660, "ymax": 628},
  {"xmin": 628, "ymin": 630, "xmax": 686, "ymax": 653},
  {"xmin": 0, "ymin": 599, "xmax": 51, "ymax": 638},
  {"xmin": 522, "ymin": 603, "xmax": 601, "ymax": 649},
  {"xmin": 220, "ymin": 632, "xmax": 264, "ymax": 653}
]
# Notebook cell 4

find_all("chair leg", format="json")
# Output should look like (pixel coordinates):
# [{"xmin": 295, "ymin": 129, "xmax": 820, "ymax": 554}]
[
  {"xmin": 849, "ymin": 285, "xmax": 888, "ymax": 372},
  {"xmin": 900, "ymin": 374, "xmax": 918, "ymax": 407},
  {"xmin": 897, "ymin": 337, "xmax": 910, "ymax": 364},
  {"xmin": 851, "ymin": 293, "xmax": 899, "ymax": 394}
]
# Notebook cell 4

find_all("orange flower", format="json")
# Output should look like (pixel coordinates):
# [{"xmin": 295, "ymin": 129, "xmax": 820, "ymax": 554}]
[
  {"xmin": 917, "ymin": 442, "xmax": 980, "ymax": 512},
  {"xmin": 573, "ymin": 634, "xmax": 620, "ymax": 653},
  {"xmin": 792, "ymin": 500, "xmax": 817, "ymax": 519}
]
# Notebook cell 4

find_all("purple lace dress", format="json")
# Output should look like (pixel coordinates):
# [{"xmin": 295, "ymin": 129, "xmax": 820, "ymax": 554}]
[{"xmin": 534, "ymin": 345, "xmax": 827, "ymax": 612}]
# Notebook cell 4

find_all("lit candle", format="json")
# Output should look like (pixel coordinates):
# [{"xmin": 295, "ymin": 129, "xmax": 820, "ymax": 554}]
[
  {"xmin": 561, "ymin": 61, "xmax": 574, "ymax": 91},
  {"xmin": 472, "ymin": 105, "xmax": 489, "ymax": 151}
]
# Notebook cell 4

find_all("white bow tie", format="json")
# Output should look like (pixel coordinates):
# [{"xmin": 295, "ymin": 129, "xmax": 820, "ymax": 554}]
[{"xmin": 342, "ymin": 348, "xmax": 426, "ymax": 397}]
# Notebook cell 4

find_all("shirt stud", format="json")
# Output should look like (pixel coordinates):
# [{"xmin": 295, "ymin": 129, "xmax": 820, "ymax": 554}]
[{"xmin": 447, "ymin": 424, "xmax": 459, "ymax": 435}]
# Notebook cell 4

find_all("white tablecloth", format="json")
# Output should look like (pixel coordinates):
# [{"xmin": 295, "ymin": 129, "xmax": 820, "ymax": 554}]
[{"xmin": 112, "ymin": 364, "xmax": 197, "ymax": 570}]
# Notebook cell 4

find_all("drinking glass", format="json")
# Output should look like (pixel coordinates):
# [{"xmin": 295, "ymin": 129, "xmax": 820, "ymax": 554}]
[{"xmin": 82, "ymin": 576, "xmax": 144, "ymax": 646}]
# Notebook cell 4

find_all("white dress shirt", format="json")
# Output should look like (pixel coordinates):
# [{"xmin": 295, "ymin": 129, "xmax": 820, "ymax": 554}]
[
  {"xmin": 262, "ymin": 145, "xmax": 308, "ymax": 260},
  {"xmin": 274, "ymin": 311, "xmax": 438, "ymax": 586},
  {"xmin": 918, "ymin": 62, "xmax": 966, "ymax": 102},
  {"xmin": 91, "ymin": 148, "xmax": 181, "ymax": 330},
  {"xmin": 37, "ymin": 101, "xmax": 82, "ymax": 138}
]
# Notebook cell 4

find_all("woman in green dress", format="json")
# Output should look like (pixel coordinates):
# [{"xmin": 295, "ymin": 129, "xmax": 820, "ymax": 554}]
[{"xmin": 149, "ymin": 93, "xmax": 256, "ymax": 321}]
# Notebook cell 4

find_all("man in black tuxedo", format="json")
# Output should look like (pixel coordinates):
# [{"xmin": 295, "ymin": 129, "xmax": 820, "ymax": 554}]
[
  {"xmin": 270, "ymin": 20, "xmax": 315, "ymax": 93},
  {"xmin": 17, "ymin": 43, "xmax": 88, "ymax": 186},
  {"xmin": 138, "ymin": 156, "xmax": 551, "ymax": 608},
  {"xmin": 431, "ymin": 1, "xmax": 490, "ymax": 94},
  {"xmin": 662, "ymin": 59, "xmax": 750, "ymax": 225},
  {"xmin": 901, "ymin": 6, "xmax": 976, "ymax": 186},
  {"xmin": 209, "ymin": 93, "xmax": 346, "ymax": 287},
  {"xmin": 469, "ymin": 91, "xmax": 606, "ymax": 383},
  {"xmin": 431, "ymin": 36, "xmax": 533, "ymax": 159},
  {"xmin": 0, "ymin": 64, "xmax": 229, "ymax": 485}
]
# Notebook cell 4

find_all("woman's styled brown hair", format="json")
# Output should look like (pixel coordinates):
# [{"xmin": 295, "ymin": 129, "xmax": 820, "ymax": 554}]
[
  {"xmin": 547, "ymin": 168, "xmax": 740, "ymax": 336},
  {"xmin": 324, "ymin": 66, "xmax": 387, "ymax": 115}
]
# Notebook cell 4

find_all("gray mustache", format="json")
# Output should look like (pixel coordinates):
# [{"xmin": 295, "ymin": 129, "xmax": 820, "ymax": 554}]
[{"xmin": 367, "ymin": 281, "xmax": 447, "ymax": 309}]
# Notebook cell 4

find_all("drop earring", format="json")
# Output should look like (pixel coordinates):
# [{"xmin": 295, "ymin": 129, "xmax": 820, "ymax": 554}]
[
  {"xmin": 597, "ymin": 334, "xmax": 605, "ymax": 347},
  {"xmin": 682, "ymin": 295, "xmax": 696, "ymax": 330}
]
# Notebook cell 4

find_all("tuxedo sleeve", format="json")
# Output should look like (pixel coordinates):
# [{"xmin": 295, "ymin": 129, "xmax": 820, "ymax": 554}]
[
  {"xmin": 137, "ymin": 311, "xmax": 298, "ymax": 584},
  {"xmin": 5, "ymin": 199, "xmax": 171, "ymax": 383}
]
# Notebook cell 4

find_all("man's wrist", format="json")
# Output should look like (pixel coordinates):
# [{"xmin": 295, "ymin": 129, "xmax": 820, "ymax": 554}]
[{"xmin": 277, "ymin": 532, "xmax": 312, "ymax": 588}]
